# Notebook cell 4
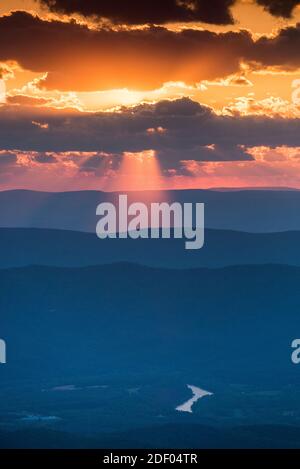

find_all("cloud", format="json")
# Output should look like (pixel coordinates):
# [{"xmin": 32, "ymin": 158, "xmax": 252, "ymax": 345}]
[
  {"xmin": 252, "ymin": 23, "xmax": 300, "ymax": 70},
  {"xmin": 1, "ymin": 12, "xmax": 300, "ymax": 92},
  {"xmin": 181, "ymin": 146, "xmax": 300, "ymax": 189},
  {"xmin": 170, "ymin": 143, "xmax": 253, "ymax": 166},
  {"xmin": 37, "ymin": 0, "xmax": 300, "ymax": 24},
  {"xmin": 38, "ymin": 0, "xmax": 236, "ymax": 25},
  {"xmin": 0, "ymin": 12, "xmax": 253, "ymax": 91},
  {"xmin": 34, "ymin": 153, "xmax": 56, "ymax": 163},
  {"xmin": 7, "ymin": 95, "xmax": 52, "ymax": 107},
  {"xmin": 32, "ymin": 120, "xmax": 49, "ymax": 130},
  {"xmin": 0, "ymin": 151, "xmax": 20, "ymax": 183},
  {"xmin": 80, "ymin": 153, "xmax": 121, "ymax": 173},
  {"xmin": 0, "ymin": 98, "xmax": 299, "ymax": 171},
  {"xmin": 1, "ymin": 146, "xmax": 300, "ymax": 191},
  {"xmin": 256, "ymin": 0, "xmax": 300, "ymax": 18},
  {"xmin": 224, "ymin": 95, "xmax": 299, "ymax": 117}
]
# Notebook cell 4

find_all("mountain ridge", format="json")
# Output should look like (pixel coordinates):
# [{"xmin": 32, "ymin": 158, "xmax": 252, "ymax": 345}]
[
  {"xmin": 0, "ymin": 227, "xmax": 300, "ymax": 269},
  {"xmin": 0, "ymin": 188, "xmax": 300, "ymax": 232}
]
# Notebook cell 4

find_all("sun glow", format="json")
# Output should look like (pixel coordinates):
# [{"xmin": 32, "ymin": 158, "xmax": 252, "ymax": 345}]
[{"xmin": 115, "ymin": 150, "xmax": 164, "ymax": 192}]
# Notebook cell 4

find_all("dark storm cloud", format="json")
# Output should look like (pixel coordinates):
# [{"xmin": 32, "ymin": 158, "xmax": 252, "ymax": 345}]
[
  {"xmin": 38, "ymin": 0, "xmax": 236, "ymax": 25},
  {"xmin": 0, "ymin": 98, "xmax": 299, "ymax": 170},
  {"xmin": 160, "ymin": 144, "xmax": 253, "ymax": 170},
  {"xmin": 0, "ymin": 12, "xmax": 253, "ymax": 91},
  {"xmin": 80, "ymin": 154, "xmax": 121, "ymax": 172},
  {"xmin": 252, "ymin": 23, "xmax": 300, "ymax": 69},
  {"xmin": 38, "ymin": 0, "xmax": 300, "ymax": 24},
  {"xmin": 256, "ymin": 0, "xmax": 300, "ymax": 18},
  {"xmin": 34, "ymin": 153, "xmax": 57, "ymax": 163},
  {"xmin": 1, "ymin": 12, "xmax": 300, "ymax": 92}
]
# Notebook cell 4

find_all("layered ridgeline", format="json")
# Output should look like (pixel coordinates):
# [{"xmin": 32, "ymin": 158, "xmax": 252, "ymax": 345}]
[
  {"xmin": 0, "ymin": 188, "xmax": 300, "ymax": 268},
  {"xmin": 0, "ymin": 189, "xmax": 300, "ymax": 232},
  {"xmin": 0, "ymin": 227, "xmax": 300, "ymax": 268}
]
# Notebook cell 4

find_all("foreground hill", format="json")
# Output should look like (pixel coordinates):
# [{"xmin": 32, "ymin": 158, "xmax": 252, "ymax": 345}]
[
  {"xmin": 1, "ymin": 262, "xmax": 299, "ymax": 383},
  {"xmin": 1, "ymin": 263, "xmax": 300, "ymax": 447},
  {"xmin": 2, "ymin": 424, "xmax": 300, "ymax": 449}
]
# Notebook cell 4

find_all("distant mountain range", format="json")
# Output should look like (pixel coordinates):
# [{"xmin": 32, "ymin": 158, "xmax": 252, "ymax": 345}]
[
  {"xmin": 1, "ymin": 227, "xmax": 300, "ymax": 268},
  {"xmin": 1, "ymin": 188, "xmax": 300, "ymax": 232},
  {"xmin": 1, "ymin": 188, "xmax": 300, "ymax": 449},
  {"xmin": 1, "ymin": 262, "xmax": 299, "ymax": 384}
]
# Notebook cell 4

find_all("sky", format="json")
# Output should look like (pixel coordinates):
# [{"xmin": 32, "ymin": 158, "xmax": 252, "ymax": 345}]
[{"xmin": 0, "ymin": 0, "xmax": 300, "ymax": 191}]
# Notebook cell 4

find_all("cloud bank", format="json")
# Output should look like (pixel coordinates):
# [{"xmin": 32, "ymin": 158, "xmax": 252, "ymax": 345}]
[
  {"xmin": 38, "ymin": 0, "xmax": 300, "ymax": 24},
  {"xmin": 1, "ymin": 12, "xmax": 300, "ymax": 91},
  {"xmin": 0, "ymin": 98, "xmax": 299, "ymax": 169}
]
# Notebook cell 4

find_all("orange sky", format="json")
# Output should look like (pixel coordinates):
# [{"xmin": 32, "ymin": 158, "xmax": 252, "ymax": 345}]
[
  {"xmin": 2, "ymin": 0, "xmax": 300, "ymax": 112},
  {"xmin": 0, "ymin": 0, "xmax": 300, "ymax": 190}
]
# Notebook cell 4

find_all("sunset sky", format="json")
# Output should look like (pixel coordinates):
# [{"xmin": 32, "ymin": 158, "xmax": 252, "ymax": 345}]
[{"xmin": 1, "ymin": 0, "xmax": 300, "ymax": 191}]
